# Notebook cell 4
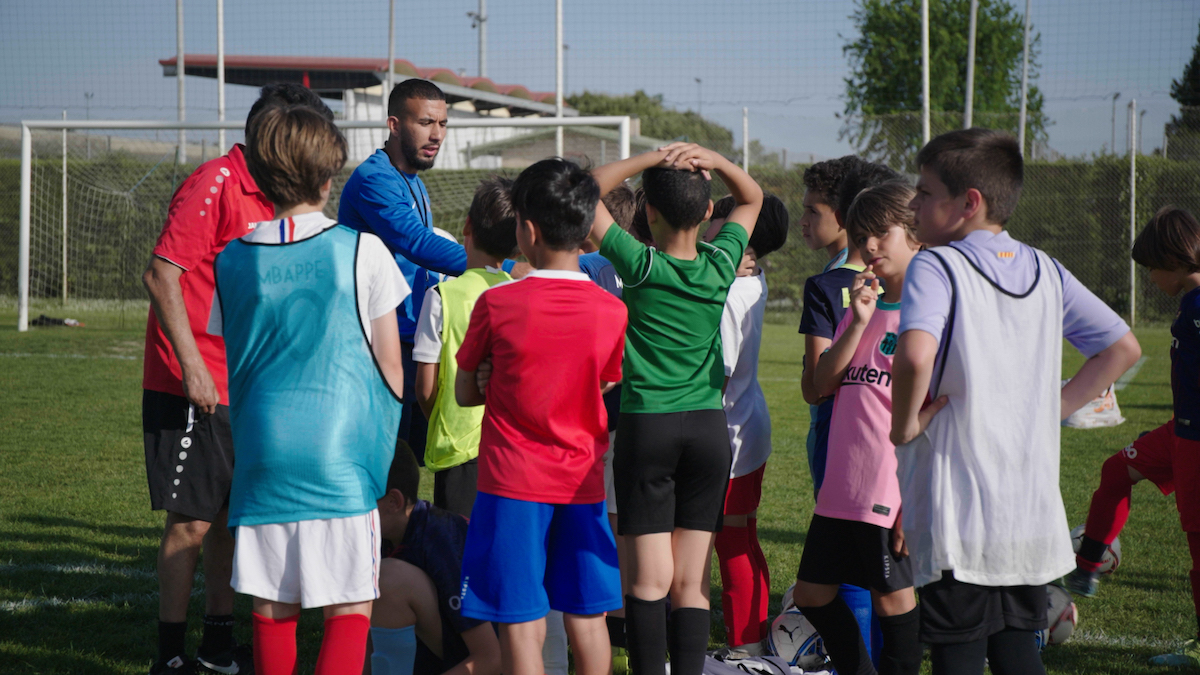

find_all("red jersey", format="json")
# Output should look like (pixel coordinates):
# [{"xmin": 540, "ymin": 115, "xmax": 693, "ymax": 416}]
[
  {"xmin": 142, "ymin": 145, "xmax": 274, "ymax": 404},
  {"xmin": 456, "ymin": 270, "xmax": 627, "ymax": 505}
]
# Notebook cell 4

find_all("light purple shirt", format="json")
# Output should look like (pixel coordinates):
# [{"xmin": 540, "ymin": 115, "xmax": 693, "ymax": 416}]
[{"xmin": 900, "ymin": 230, "xmax": 1129, "ymax": 358}]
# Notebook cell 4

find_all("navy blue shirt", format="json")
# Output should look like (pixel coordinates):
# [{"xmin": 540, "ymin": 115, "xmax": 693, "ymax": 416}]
[
  {"xmin": 339, "ymin": 150, "xmax": 467, "ymax": 340},
  {"xmin": 580, "ymin": 251, "xmax": 623, "ymax": 430},
  {"xmin": 387, "ymin": 500, "xmax": 483, "ymax": 637},
  {"xmin": 1172, "ymin": 287, "xmax": 1200, "ymax": 441}
]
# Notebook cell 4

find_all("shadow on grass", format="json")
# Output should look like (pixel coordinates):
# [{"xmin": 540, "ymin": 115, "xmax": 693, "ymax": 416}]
[
  {"xmin": 5, "ymin": 514, "xmax": 161, "ymax": 541},
  {"xmin": 1118, "ymin": 403, "xmax": 1173, "ymax": 411},
  {"xmin": 1103, "ymin": 568, "xmax": 1184, "ymax": 594},
  {"xmin": 757, "ymin": 526, "xmax": 807, "ymax": 546},
  {"xmin": 1042, "ymin": 641, "xmax": 1162, "ymax": 674}
]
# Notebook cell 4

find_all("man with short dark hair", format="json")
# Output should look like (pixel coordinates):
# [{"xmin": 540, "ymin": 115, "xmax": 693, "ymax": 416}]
[{"xmin": 141, "ymin": 83, "xmax": 334, "ymax": 675}]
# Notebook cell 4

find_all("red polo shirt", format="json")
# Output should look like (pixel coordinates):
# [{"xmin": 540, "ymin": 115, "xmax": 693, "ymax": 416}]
[
  {"xmin": 142, "ymin": 144, "xmax": 274, "ymax": 404},
  {"xmin": 456, "ymin": 270, "xmax": 627, "ymax": 505}
]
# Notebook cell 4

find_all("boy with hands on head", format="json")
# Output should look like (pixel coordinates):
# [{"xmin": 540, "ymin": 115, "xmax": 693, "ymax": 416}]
[{"xmin": 589, "ymin": 143, "xmax": 763, "ymax": 675}]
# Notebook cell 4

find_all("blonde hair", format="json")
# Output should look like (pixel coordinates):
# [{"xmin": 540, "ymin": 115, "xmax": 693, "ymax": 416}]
[
  {"xmin": 245, "ymin": 104, "xmax": 347, "ymax": 208},
  {"xmin": 846, "ymin": 180, "xmax": 917, "ymax": 245}
]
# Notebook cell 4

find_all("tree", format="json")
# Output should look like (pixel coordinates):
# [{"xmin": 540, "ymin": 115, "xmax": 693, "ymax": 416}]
[
  {"xmin": 1165, "ymin": 20, "xmax": 1200, "ymax": 160},
  {"xmin": 567, "ymin": 90, "xmax": 734, "ymax": 153},
  {"xmin": 841, "ymin": 0, "xmax": 1048, "ymax": 169}
]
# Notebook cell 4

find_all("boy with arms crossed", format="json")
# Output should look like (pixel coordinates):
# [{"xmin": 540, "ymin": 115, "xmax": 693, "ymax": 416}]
[
  {"xmin": 1063, "ymin": 206, "xmax": 1200, "ymax": 667},
  {"xmin": 455, "ymin": 158, "xmax": 627, "ymax": 675},
  {"xmin": 210, "ymin": 105, "xmax": 408, "ymax": 675},
  {"xmin": 794, "ymin": 181, "xmax": 927, "ymax": 675},
  {"xmin": 704, "ymin": 194, "xmax": 789, "ymax": 654},
  {"xmin": 370, "ymin": 444, "xmax": 502, "ymax": 675},
  {"xmin": 412, "ymin": 176, "xmax": 517, "ymax": 518},
  {"xmin": 890, "ymin": 128, "xmax": 1141, "ymax": 675},
  {"xmin": 589, "ymin": 143, "xmax": 763, "ymax": 675}
]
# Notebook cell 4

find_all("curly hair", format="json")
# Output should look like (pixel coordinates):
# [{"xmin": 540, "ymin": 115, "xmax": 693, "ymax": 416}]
[{"xmin": 802, "ymin": 155, "xmax": 863, "ymax": 207}]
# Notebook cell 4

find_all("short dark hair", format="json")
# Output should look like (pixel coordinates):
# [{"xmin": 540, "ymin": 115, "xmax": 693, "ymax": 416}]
[
  {"xmin": 1132, "ymin": 205, "xmax": 1200, "ymax": 273},
  {"xmin": 836, "ymin": 160, "xmax": 902, "ymax": 223},
  {"xmin": 602, "ymin": 183, "xmax": 637, "ymax": 232},
  {"xmin": 246, "ymin": 83, "xmax": 333, "ymax": 134},
  {"xmin": 245, "ymin": 104, "xmax": 347, "ymax": 209},
  {"xmin": 468, "ymin": 175, "xmax": 518, "ymax": 258},
  {"xmin": 630, "ymin": 188, "xmax": 653, "ymax": 244},
  {"xmin": 712, "ymin": 194, "xmax": 789, "ymax": 259},
  {"xmin": 804, "ymin": 155, "xmax": 862, "ymax": 207},
  {"xmin": 385, "ymin": 441, "xmax": 421, "ymax": 504},
  {"xmin": 388, "ymin": 78, "xmax": 446, "ymax": 118},
  {"xmin": 846, "ymin": 180, "xmax": 918, "ymax": 246},
  {"xmin": 511, "ymin": 158, "xmax": 599, "ymax": 251},
  {"xmin": 642, "ymin": 167, "xmax": 712, "ymax": 230},
  {"xmin": 916, "ymin": 128, "xmax": 1024, "ymax": 225}
]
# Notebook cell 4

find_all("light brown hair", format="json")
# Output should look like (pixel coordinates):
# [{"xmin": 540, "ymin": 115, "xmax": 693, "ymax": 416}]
[
  {"xmin": 1132, "ymin": 206, "xmax": 1200, "ymax": 273},
  {"xmin": 245, "ymin": 104, "xmax": 347, "ymax": 209},
  {"xmin": 846, "ymin": 180, "xmax": 918, "ymax": 246},
  {"xmin": 467, "ymin": 175, "xmax": 518, "ymax": 258},
  {"xmin": 602, "ymin": 183, "xmax": 637, "ymax": 233}
]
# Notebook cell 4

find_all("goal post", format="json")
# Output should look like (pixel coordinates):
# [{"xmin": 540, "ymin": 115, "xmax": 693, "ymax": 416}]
[{"xmin": 16, "ymin": 115, "xmax": 632, "ymax": 331}]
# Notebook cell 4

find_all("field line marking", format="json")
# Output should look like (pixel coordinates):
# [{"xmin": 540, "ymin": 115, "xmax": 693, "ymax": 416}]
[
  {"xmin": 1114, "ymin": 356, "xmax": 1148, "ymax": 391},
  {"xmin": 760, "ymin": 377, "xmax": 802, "ymax": 382},
  {"xmin": 0, "ymin": 562, "xmax": 157, "ymax": 580},
  {"xmin": 1, "ymin": 588, "xmax": 202, "ymax": 613},
  {"xmin": 0, "ymin": 352, "xmax": 137, "ymax": 361}
]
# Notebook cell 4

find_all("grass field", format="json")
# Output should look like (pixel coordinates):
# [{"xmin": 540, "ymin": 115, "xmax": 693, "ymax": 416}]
[{"xmin": 0, "ymin": 301, "xmax": 1188, "ymax": 674}]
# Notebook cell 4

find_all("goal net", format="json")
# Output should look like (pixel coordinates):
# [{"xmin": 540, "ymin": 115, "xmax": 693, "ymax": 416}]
[{"xmin": 11, "ymin": 117, "xmax": 631, "ymax": 330}]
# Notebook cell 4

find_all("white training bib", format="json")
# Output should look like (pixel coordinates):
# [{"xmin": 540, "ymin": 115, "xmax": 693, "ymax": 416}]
[{"xmin": 896, "ymin": 244, "xmax": 1074, "ymax": 588}]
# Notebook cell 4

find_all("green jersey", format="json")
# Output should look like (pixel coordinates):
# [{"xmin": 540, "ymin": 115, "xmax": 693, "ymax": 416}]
[{"xmin": 600, "ymin": 224, "xmax": 748, "ymax": 414}]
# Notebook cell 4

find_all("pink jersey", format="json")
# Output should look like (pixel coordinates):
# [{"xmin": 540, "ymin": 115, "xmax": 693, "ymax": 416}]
[{"xmin": 814, "ymin": 301, "xmax": 902, "ymax": 528}]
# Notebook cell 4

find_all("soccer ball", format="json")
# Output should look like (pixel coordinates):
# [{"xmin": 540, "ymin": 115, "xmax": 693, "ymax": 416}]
[
  {"xmin": 768, "ymin": 608, "xmax": 828, "ymax": 670},
  {"xmin": 780, "ymin": 583, "xmax": 796, "ymax": 613},
  {"xmin": 1070, "ymin": 524, "xmax": 1122, "ymax": 574},
  {"xmin": 1036, "ymin": 584, "xmax": 1078, "ymax": 647}
]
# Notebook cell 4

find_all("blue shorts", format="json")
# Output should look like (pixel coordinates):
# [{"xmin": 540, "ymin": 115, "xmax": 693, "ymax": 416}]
[{"xmin": 460, "ymin": 492, "xmax": 622, "ymax": 623}]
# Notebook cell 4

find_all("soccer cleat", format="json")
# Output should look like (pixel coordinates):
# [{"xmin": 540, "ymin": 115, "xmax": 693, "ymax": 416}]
[
  {"xmin": 1149, "ymin": 638, "xmax": 1200, "ymax": 667},
  {"xmin": 150, "ymin": 656, "xmax": 196, "ymax": 675},
  {"xmin": 1063, "ymin": 568, "xmax": 1100, "ymax": 598},
  {"xmin": 196, "ymin": 643, "xmax": 253, "ymax": 675}
]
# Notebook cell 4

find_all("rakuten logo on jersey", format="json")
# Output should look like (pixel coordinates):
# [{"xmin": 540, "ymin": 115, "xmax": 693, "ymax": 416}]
[{"xmin": 841, "ymin": 364, "xmax": 893, "ymax": 387}]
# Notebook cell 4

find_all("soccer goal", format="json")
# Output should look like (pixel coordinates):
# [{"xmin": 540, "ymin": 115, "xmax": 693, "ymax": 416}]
[{"xmin": 14, "ymin": 115, "xmax": 633, "ymax": 331}]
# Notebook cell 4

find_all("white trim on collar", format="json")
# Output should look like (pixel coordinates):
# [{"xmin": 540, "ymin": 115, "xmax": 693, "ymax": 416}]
[{"xmin": 525, "ymin": 269, "xmax": 591, "ymax": 281}]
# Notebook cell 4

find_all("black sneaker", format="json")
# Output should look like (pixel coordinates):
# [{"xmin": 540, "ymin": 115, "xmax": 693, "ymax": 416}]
[
  {"xmin": 150, "ymin": 656, "xmax": 196, "ymax": 675},
  {"xmin": 1063, "ymin": 567, "xmax": 1100, "ymax": 597},
  {"xmin": 196, "ymin": 643, "xmax": 253, "ymax": 675}
]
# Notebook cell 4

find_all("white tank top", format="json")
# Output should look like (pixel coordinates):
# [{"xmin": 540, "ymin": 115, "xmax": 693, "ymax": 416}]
[{"xmin": 895, "ymin": 244, "xmax": 1074, "ymax": 588}]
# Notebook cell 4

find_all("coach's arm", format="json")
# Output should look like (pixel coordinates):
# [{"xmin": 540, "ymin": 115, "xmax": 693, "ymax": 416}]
[{"xmin": 143, "ymin": 256, "xmax": 219, "ymax": 415}]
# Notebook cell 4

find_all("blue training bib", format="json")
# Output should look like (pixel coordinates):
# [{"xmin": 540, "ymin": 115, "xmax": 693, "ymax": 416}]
[{"xmin": 215, "ymin": 225, "xmax": 402, "ymax": 526}]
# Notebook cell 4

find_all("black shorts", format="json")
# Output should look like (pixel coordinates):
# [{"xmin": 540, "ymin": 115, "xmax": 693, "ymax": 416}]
[
  {"xmin": 613, "ymin": 410, "xmax": 731, "ymax": 535},
  {"xmin": 413, "ymin": 619, "xmax": 470, "ymax": 675},
  {"xmin": 142, "ymin": 389, "xmax": 233, "ymax": 522},
  {"xmin": 433, "ymin": 459, "xmax": 479, "ymax": 519},
  {"xmin": 917, "ymin": 572, "xmax": 1047, "ymax": 644},
  {"xmin": 400, "ymin": 342, "xmax": 429, "ymax": 466},
  {"xmin": 796, "ymin": 514, "xmax": 914, "ymax": 594}
]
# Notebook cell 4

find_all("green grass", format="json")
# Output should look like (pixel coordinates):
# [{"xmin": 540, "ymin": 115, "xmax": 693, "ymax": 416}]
[{"xmin": 0, "ymin": 307, "xmax": 1187, "ymax": 674}]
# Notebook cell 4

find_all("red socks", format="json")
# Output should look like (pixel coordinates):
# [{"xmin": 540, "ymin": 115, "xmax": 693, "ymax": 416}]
[
  {"xmin": 1079, "ymin": 453, "xmax": 1135, "ymax": 572},
  {"xmin": 253, "ymin": 612, "xmax": 299, "ymax": 675},
  {"xmin": 253, "ymin": 612, "xmax": 370, "ymax": 675},
  {"xmin": 715, "ymin": 520, "xmax": 771, "ymax": 646},
  {"xmin": 314, "ymin": 613, "xmax": 371, "ymax": 675}
]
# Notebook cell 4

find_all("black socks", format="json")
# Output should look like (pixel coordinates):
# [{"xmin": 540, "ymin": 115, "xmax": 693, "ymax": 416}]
[
  {"xmin": 626, "ymin": 595, "xmax": 668, "ymax": 675},
  {"xmin": 667, "ymin": 608, "xmax": 710, "ymax": 675},
  {"xmin": 1077, "ymin": 534, "xmax": 1109, "ymax": 565},
  {"xmin": 608, "ymin": 615, "xmax": 628, "ymax": 649},
  {"xmin": 797, "ymin": 598, "xmax": 876, "ymax": 675},
  {"xmin": 158, "ymin": 620, "xmax": 187, "ymax": 663},
  {"xmin": 199, "ymin": 613, "xmax": 235, "ymax": 657},
  {"xmin": 876, "ymin": 608, "xmax": 921, "ymax": 675}
]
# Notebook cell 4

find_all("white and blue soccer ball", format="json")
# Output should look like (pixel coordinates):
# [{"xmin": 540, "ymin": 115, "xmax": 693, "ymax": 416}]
[
  {"xmin": 1070, "ymin": 524, "xmax": 1122, "ymax": 574},
  {"xmin": 768, "ymin": 608, "xmax": 829, "ymax": 670}
]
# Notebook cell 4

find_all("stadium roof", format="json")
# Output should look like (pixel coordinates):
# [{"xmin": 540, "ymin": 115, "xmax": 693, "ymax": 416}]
[{"xmin": 159, "ymin": 55, "xmax": 578, "ymax": 117}]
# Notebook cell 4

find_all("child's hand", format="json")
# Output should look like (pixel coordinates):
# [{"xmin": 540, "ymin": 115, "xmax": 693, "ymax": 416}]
[
  {"xmin": 658, "ymin": 142, "xmax": 715, "ymax": 177},
  {"xmin": 849, "ymin": 267, "xmax": 879, "ymax": 326},
  {"xmin": 475, "ymin": 357, "xmax": 492, "ymax": 397}
]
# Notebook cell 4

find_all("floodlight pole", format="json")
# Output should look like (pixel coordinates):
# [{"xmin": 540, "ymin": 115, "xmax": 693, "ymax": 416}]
[
  {"xmin": 1017, "ymin": 0, "xmax": 1031, "ymax": 156},
  {"xmin": 18, "ymin": 124, "xmax": 32, "ymax": 332},
  {"xmin": 921, "ymin": 0, "xmax": 930, "ymax": 144},
  {"xmin": 1128, "ymin": 99, "xmax": 1137, "ymax": 327},
  {"xmin": 387, "ymin": 0, "xmax": 395, "ymax": 116},
  {"xmin": 555, "ymin": 0, "xmax": 564, "ymax": 157},
  {"xmin": 217, "ymin": 0, "xmax": 225, "ymax": 151},
  {"xmin": 176, "ymin": 0, "xmax": 186, "ymax": 164},
  {"xmin": 964, "ymin": 0, "xmax": 978, "ymax": 128},
  {"xmin": 62, "ymin": 110, "xmax": 68, "ymax": 303},
  {"xmin": 479, "ymin": 0, "xmax": 487, "ymax": 77}
]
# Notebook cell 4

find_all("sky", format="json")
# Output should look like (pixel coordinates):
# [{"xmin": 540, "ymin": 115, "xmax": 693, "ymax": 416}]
[{"xmin": 2, "ymin": 0, "xmax": 1198, "ymax": 161}]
